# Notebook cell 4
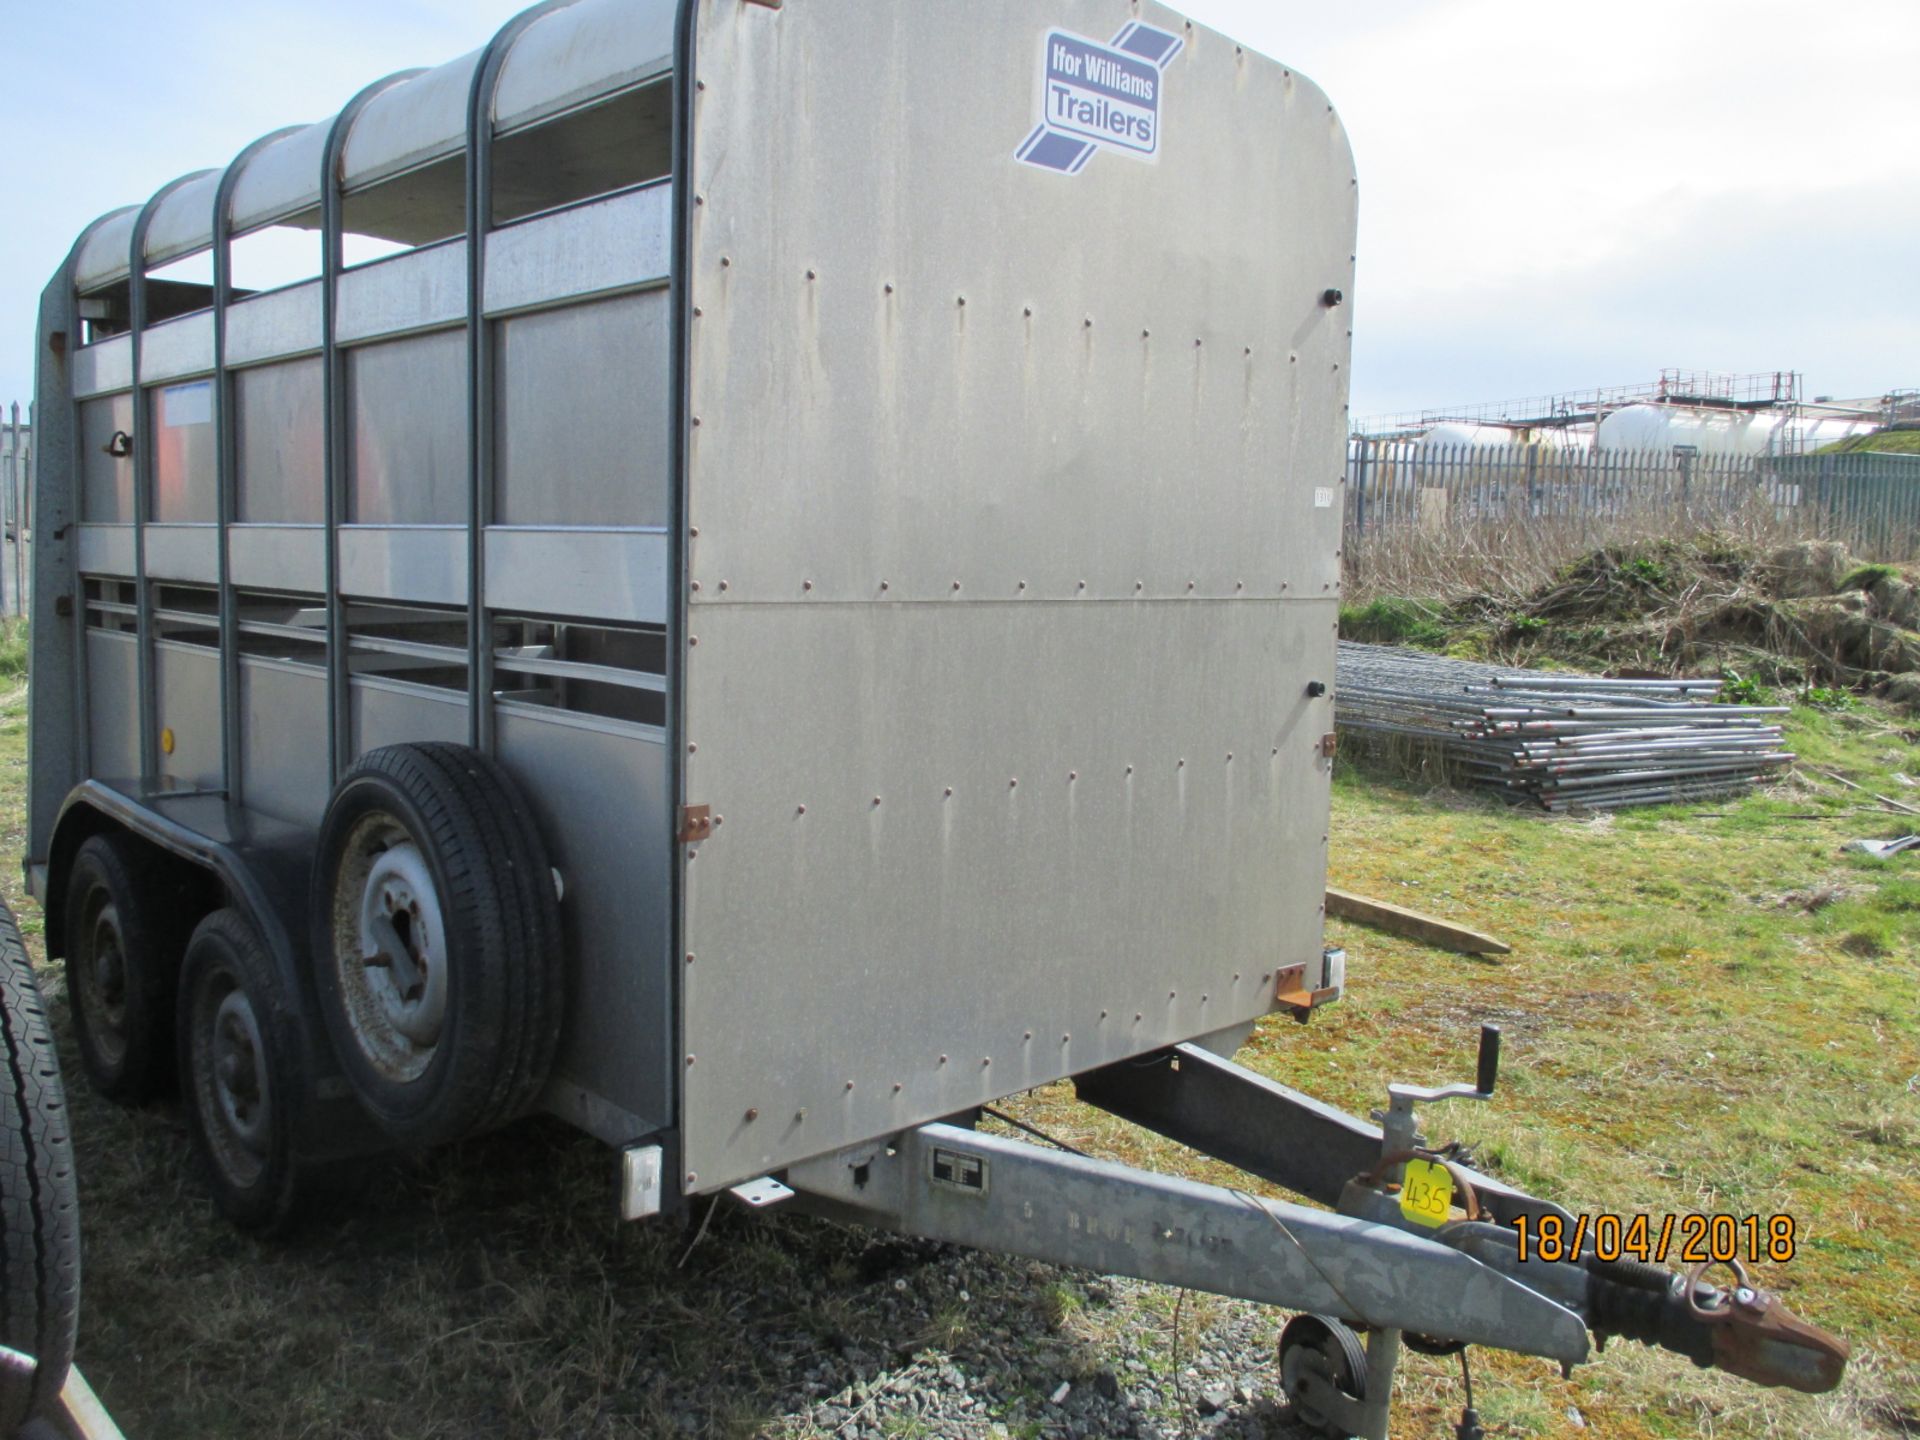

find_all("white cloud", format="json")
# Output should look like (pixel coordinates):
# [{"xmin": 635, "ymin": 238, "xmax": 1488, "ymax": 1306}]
[{"xmin": 1178, "ymin": 0, "xmax": 1920, "ymax": 409}]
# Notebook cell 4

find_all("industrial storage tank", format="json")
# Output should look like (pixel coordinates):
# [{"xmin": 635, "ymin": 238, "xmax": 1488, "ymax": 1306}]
[
  {"xmin": 1599, "ymin": 403, "xmax": 1774, "ymax": 456},
  {"xmin": 1417, "ymin": 422, "xmax": 1523, "ymax": 450},
  {"xmin": 1599, "ymin": 403, "xmax": 1878, "ymax": 456},
  {"xmin": 1416, "ymin": 422, "xmax": 1593, "ymax": 455}
]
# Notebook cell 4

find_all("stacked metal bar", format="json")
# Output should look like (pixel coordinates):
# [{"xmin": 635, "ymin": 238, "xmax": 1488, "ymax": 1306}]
[{"xmin": 1335, "ymin": 643, "xmax": 1793, "ymax": 811}]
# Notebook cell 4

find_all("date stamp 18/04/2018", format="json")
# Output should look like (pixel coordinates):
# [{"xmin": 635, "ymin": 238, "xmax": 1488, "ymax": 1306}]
[{"xmin": 1509, "ymin": 1211, "xmax": 1799, "ymax": 1266}]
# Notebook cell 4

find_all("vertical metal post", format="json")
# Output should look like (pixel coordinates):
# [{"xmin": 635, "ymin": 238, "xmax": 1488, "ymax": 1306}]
[
  {"xmin": 1, "ymin": 405, "xmax": 15, "ymax": 617},
  {"xmin": 321, "ymin": 75, "xmax": 422, "ymax": 787},
  {"xmin": 3, "ymin": 409, "xmax": 11, "ymax": 617},
  {"xmin": 1357, "ymin": 1327, "xmax": 1404, "ymax": 1440},
  {"xmin": 56, "ymin": 219, "xmax": 130, "ymax": 796},
  {"xmin": 668, "ymin": 0, "xmax": 701, "ymax": 1198},
  {"xmin": 8, "ymin": 400, "xmax": 22, "ymax": 618},
  {"xmin": 213, "ymin": 129, "xmax": 302, "ymax": 803},
  {"xmin": 129, "ymin": 172, "xmax": 217, "ymax": 787},
  {"xmin": 1816, "ymin": 455, "xmax": 1831, "ymax": 547},
  {"xmin": 1351, "ymin": 436, "xmax": 1369, "ymax": 537},
  {"xmin": 464, "ymin": 0, "xmax": 575, "ymax": 757},
  {"xmin": 15, "ymin": 402, "xmax": 25, "ymax": 621},
  {"xmin": 28, "ymin": 234, "xmax": 104, "ymax": 854},
  {"xmin": 1349, "ymin": 437, "xmax": 1368, "ymax": 592}
]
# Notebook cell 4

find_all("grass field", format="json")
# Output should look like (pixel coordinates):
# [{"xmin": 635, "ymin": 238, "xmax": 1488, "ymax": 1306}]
[
  {"xmin": 2, "ymin": 632, "xmax": 1915, "ymax": 1438},
  {"xmin": 1820, "ymin": 430, "xmax": 1920, "ymax": 456}
]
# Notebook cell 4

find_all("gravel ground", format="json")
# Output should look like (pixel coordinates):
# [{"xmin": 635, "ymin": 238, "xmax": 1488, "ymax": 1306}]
[
  {"xmin": 680, "ymin": 1220, "xmax": 1314, "ymax": 1440},
  {"xmin": 772, "ymin": 1268, "xmax": 1287, "ymax": 1438}
]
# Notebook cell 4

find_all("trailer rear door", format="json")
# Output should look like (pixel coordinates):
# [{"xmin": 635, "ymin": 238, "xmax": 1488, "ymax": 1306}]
[{"xmin": 677, "ymin": 0, "xmax": 1355, "ymax": 1192}]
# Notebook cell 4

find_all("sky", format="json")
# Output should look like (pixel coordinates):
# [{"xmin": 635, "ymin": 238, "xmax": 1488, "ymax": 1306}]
[{"xmin": 2, "ymin": 0, "xmax": 1916, "ymax": 422}]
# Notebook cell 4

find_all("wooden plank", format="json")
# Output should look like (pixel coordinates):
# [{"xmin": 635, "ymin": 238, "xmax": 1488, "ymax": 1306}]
[{"xmin": 1325, "ymin": 887, "xmax": 1512, "ymax": 956}]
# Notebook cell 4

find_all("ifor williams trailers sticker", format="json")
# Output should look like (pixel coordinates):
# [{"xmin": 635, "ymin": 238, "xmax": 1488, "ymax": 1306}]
[{"xmin": 1015, "ymin": 21, "xmax": 1185, "ymax": 175}]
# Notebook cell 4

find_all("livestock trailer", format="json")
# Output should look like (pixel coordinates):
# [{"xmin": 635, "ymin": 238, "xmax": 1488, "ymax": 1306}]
[{"xmin": 24, "ymin": 2, "xmax": 1844, "ymax": 1434}]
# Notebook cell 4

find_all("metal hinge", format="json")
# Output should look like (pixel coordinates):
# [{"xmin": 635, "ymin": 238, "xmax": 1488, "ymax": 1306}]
[
  {"xmin": 1317, "ymin": 732, "xmax": 1338, "ymax": 761},
  {"xmin": 678, "ymin": 804, "xmax": 713, "ymax": 843}
]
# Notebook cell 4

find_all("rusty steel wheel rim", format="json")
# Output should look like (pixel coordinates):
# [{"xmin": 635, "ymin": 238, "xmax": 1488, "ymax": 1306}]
[{"xmin": 328, "ymin": 813, "xmax": 449, "ymax": 1085}]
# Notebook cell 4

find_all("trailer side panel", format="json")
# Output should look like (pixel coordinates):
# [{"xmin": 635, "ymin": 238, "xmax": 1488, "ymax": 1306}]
[{"xmin": 679, "ymin": 0, "xmax": 1357, "ymax": 1190}]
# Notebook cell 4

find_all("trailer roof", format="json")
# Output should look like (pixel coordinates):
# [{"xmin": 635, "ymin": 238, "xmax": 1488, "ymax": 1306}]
[{"xmin": 71, "ymin": 0, "xmax": 676, "ymax": 293}]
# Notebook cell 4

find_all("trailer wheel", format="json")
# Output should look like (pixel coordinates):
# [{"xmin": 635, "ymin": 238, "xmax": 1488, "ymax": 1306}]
[
  {"xmin": 179, "ymin": 909, "xmax": 306, "ymax": 1233},
  {"xmin": 311, "ymin": 743, "xmax": 562, "ymax": 1148},
  {"xmin": 1278, "ymin": 1313, "xmax": 1369, "ymax": 1439},
  {"xmin": 63, "ymin": 833, "xmax": 182, "ymax": 1102},
  {"xmin": 0, "ymin": 897, "xmax": 80, "ymax": 1430}
]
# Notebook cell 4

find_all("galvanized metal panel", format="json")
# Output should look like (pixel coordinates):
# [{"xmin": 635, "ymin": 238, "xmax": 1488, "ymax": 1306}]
[
  {"xmin": 154, "ymin": 642, "xmax": 223, "ymax": 787},
  {"xmin": 230, "ymin": 525, "xmax": 325, "ymax": 594},
  {"xmin": 85, "ymin": 632, "xmax": 139, "ymax": 780},
  {"xmin": 139, "ymin": 312, "xmax": 216, "ymax": 385},
  {"xmin": 77, "ymin": 525, "xmax": 135, "ymax": 579},
  {"xmin": 74, "ymin": 209, "xmax": 140, "ymax": 293},
  {"xmin": 78, "ymin": 395, "xmax": 135, "ymax": 523},
  {"xmin": 351, "ymin": 676, "xmax": 468, "ymax": 754},
  {"xmin": 483, "ymin": 185, "xmax": 671, "ymax": 317},
  {"xmin": 235, "ymin": 358, "xmax": 325, "ymax": 523},
  {"xmin": 681, "ymin": 602, "xmax": 1336, "ymax": 1185},
  {"xmin": 493, "ymin": 0, "xmax": 676, "ymax": 134},
  {"xmin": 336, "ymin": 245, "xmax": 467, "ymax": 346},
  {"xmin": 30, "ymin": 272, "xmax": 84, "ymax": 864},
  {"xmin": 238, "ymin": 658, "xmax": 330, "ymax": 824},
  {"xmin": 494, "ymin": 290, "xmax": 671, "ymax": 526},
  {"xmin": 142, "ymin": 171, "xmax": 222, "ymax": 267},
  {"xmin": 73, "ymin": 339, "xmax": 134, "ymax": 399},
  {"xmin": 150, "ymin": 381, "xmax": 218, "ymax": 523},
  {"xmin": 346, "ymin": 329, "xmax": 468, "ymax": 523},
  {"xmin": 497, "ymin": 705, "xmax": 674, "ymax": 1143},
  {"xmin": 230, "ymin": 124, "xmax": 329, "ymax": 237},
  {"xmin": 342, "ymin": 49, "xmax": 482, "ymax": 194},
  {"xmin": 683, "ymin": 4, "xmax": 1353, "ymax": 606},
  {"xmin": 338, "ymin": 526, "xmax": 468, "ymax": 605},
  {"xmin": 226, "ymin": 284, "xmax": 322, "ymax": 368},
  {"xmin": 485, "ymin": 528, "xmax": 669, "ymax": 624},
  {"xmin": 679, "ymin": 0, "xmax": 1355, "ymax": 1192},
  {"xmin": 143, "ymin": 525, "xmax": 219, "ymax": 582}
]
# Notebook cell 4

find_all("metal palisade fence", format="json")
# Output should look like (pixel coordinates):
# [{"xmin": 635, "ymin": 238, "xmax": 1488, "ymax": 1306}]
[
  {"xmin": 1343, "ymin": 437, "xmax": 1920, "ymax": 596},
  {"xmin": 0, "ymin": 403, "xmax": 27, "ymax": 617}
]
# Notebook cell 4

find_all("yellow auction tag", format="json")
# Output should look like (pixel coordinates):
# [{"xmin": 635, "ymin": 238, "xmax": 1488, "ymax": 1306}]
[{"xmin": 1399, "ymin": 1159, "xmax": 1454, "ymax": 1228}]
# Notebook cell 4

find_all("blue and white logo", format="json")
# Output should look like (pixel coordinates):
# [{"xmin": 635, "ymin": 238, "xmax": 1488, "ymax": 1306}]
[{"xmin": 1015, "ymin": 21, "xmax": 1185, "ymax": 175}]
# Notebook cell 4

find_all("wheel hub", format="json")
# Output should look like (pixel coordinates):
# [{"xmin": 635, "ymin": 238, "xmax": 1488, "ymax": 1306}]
[
  {"xmin": 80, "ymin": 899, "xmax": 130, "ymax": 1063},
  {"xmin": 331, "ymin": 819, "xmax": 449, "ymax": 1083},
  {"xmin": 211, "ymin": 990, "xmax": 271, "ymax": 1153},
  {"xmin": 1279, "ymin": 1313, "xmax": 1369, "ymax": 1439}
]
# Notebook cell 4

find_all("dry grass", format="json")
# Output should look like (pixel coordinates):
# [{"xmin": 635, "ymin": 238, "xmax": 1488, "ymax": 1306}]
[
  {"xmin": 1345, "ymin": 499, "xmax": 1816, "ymax": 609},
  {"xmin": 1342, "ymin": 536, "xmax": 1920, "ymax": 708}
]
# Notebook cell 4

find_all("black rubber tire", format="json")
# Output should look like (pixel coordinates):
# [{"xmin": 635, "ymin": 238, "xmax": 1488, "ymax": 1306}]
[
  {"xmin": 177, "ymin": 909, "xmax": 307, "ymax": 1234},
  {"xmin": 310, "ymin": 743, "xmax": 563, "ymax": 1149},
  {"xmin": 62, "ymin": 832, "xmax": 183, "ymax": 1103},
  {"xmin": 0, "ymin": 897, "xmax": 80, "ymax": 1431}
]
